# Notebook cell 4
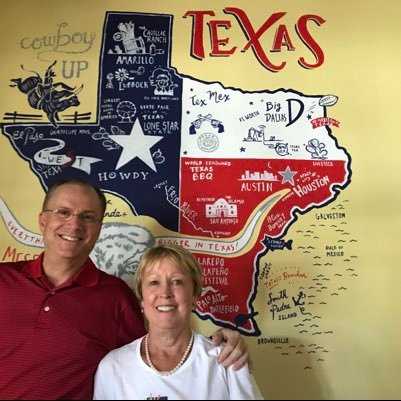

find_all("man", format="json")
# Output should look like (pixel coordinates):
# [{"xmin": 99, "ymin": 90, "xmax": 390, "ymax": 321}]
[{"xmin": 0, "ymin": 177, "xmax": 249, "ymax": 400}]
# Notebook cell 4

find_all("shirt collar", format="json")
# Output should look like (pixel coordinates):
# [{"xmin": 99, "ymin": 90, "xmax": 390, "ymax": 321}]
[{"xmin": 22, "ymin": 252, "xmax": 100, "ymax": 287}]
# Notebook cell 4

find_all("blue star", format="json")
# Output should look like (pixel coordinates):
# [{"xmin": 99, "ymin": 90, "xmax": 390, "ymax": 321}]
[{"xmin": 240, "ymin": 147, "xmax": 246, "ymax": 152}]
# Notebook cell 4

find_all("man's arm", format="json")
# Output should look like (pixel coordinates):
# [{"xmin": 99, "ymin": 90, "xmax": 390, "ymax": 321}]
[{"xmin": 210, "ymin": 328, "xmax": 252, "ymax": 371}]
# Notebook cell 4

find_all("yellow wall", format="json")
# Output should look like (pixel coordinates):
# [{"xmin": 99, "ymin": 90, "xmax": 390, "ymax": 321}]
[{"xmin": 1, "ymin": 1, "xmax": 400, "ymax": 399}]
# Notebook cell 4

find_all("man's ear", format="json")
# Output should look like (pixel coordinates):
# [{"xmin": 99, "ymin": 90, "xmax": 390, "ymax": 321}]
[{"xmin": 38, "ymin": 212, "xmax": 46, "ymax": 233}]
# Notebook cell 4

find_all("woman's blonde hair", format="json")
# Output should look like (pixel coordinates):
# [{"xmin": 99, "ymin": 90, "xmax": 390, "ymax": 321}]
[{"xmin": 134, "ymin": 244, "xmax": 203, "ymax": 301}]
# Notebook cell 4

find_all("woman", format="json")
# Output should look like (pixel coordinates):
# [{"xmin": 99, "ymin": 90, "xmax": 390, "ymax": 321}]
[{"xmin": 93, "ymin": 244, "xmax": 263, "ymax": 400}]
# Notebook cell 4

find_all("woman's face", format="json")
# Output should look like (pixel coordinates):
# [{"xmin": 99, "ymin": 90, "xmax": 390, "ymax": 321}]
[{"xmin": 141, "ymin": 256, "xmax": 196, "ymax": 332}]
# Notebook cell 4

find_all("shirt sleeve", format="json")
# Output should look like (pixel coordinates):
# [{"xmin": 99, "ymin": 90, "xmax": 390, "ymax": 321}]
[
  {"xmin": 116, "ymin": 287, "xmax": 147, "ymax": 348},
  {"xmin": 227, "ymin": 364, "xmax": 265, "ymax": 400}
]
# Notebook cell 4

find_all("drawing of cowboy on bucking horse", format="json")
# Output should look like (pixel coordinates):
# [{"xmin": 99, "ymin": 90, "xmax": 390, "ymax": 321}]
[{"xmin": 10, "ymin": 61, "xmax": 83, "ymax": 128}]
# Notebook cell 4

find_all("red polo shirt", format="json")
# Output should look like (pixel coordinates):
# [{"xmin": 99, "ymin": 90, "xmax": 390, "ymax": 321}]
[{"xmin": 0, "ymin": 253, "xmax": 146, "ymax": 400}]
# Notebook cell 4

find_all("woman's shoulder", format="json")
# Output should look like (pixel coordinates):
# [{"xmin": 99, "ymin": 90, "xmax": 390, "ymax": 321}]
[
  {"xmin": 194, "ymin": 332, "xmax": 213, "ymax": 345},
  {"xmin": 193, "ymin": 332, "xmax": 222, "ymax": 356}
]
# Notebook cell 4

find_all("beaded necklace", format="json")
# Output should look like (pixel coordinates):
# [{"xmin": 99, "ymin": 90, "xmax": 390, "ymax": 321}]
[{"xmin": 144, "ymin": 332, "xmax": 194, "ymax": 376}]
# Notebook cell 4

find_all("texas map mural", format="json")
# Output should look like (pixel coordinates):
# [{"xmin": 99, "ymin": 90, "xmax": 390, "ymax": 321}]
[{"xmin": 0, "ymin": 11, "xmax": 351, "ymax": 341}]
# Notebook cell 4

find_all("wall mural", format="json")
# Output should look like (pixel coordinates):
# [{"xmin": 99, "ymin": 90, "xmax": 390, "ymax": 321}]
[{"xmin": 0, "ymin": 9, "xmax": 356, "ymax": 369}]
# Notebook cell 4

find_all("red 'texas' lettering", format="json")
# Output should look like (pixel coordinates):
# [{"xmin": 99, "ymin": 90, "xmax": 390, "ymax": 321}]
[
  {"xmin": 183, "ymin": 8, "xmax": 326, "ymax": 71},
  {"xmin": 184, "ymin": 10, "xmax": 215, "ymax": 59},
  {"xmin": 296, "ymin": 14, "xmax": 326, "ymax": 69}
]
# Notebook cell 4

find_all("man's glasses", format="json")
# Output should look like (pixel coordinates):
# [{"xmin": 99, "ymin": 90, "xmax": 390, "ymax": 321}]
[{"xmin": 42, "ymin": 208, "xmax": 102, "ymax": 224}]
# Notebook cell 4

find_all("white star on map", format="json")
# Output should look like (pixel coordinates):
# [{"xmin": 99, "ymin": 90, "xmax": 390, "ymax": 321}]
[
  {"xmin": 111, "ymin": 118, "xmax": 163, "ymax": 171},
  {"xmin": 279, "ymin": 166, "xmax": 297, "ymax": 186}
]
